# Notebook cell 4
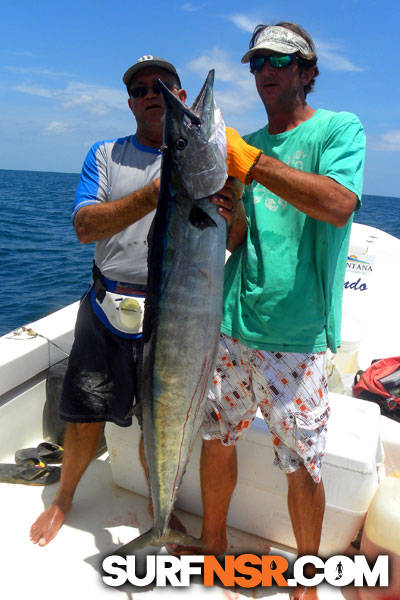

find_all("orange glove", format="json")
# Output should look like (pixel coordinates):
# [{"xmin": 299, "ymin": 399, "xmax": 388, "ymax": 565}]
[{"xmin": 226, "ymin": 126, "xmax": 263, "ymax": 184}]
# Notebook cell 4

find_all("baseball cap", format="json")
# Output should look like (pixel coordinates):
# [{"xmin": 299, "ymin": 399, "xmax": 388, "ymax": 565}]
[
  {"xmin": 241, "ymin": 25, "xmax": 314, "ymax": 63},
  {"xmin": 123, "ymin": 55, "xmax": 181, "ymax": 89}
]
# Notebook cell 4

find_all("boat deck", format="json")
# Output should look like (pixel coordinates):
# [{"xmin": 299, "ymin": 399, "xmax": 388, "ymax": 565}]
[
  {"xmin": 5, "ymin": 221, "xmax": 400, "ymax": 600},
  {"xmin": 0, "ymin": 447, "xmax": 344, "ymax": 600}
]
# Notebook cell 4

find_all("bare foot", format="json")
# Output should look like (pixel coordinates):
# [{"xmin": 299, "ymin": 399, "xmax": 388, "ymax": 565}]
[
  {"xmin": 171, "ymin": 532, "xmax": 227, "ymax": 557},
  {"xmin": 30, "ymin": 500, "xmax": 71, "ymax": 546},
  {"xmin": 290, "ymin": 585, "xmax": 319, "ymax": 600}
]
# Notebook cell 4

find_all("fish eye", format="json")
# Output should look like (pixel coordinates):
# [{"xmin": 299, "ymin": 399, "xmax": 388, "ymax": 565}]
[{"xmin": 175, "ymin": 138, "xmax": 187, "ymax": 151}]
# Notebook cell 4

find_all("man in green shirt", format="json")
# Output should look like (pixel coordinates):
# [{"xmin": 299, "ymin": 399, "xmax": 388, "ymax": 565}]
[{"xmin": 195, "ymin": 22, "xmax": 365, "ymax": 600}]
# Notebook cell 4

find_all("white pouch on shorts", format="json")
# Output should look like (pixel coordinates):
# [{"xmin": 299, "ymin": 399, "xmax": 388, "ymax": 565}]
[{"xmin": 95, "ymin": 291, "xmax": 145, "ymax": 334}]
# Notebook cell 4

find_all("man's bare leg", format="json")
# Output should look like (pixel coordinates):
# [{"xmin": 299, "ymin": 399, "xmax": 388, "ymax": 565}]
[
  {"xmin": 174, "ymin": 438, "xmax": 237, "ymax": 555},
  {"xmin": 199, "ymin": 439, "xmax": 237, "ymax": 554},
  {"xmin": 287, "ymin": 465, "xmax": 325, "ymax": 600},
  {"xmin": 138, "ymin": 435, "xmax": 186, "ymax": 533},
  {"xmin": 30, "ymin": 421, "xmax": 103, "ymax": 546}
]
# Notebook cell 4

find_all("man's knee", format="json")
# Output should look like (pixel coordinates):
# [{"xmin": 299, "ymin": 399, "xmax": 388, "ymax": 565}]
[
  {"xmin": 286, "ymin": 464, "xmax": 322, "ymax": 489},
  {"xmin": 201, "ymin": 438, "xmax": 236, "ymax": 462},
  {"xmin": 64, "ymin": 421, "xmax": 103, "ymax": 442}
]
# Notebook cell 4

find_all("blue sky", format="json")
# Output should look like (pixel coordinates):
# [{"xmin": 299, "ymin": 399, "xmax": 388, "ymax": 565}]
[{"xmin": 1, "ymin": 0, "xmax": 399, "ymax": 196}]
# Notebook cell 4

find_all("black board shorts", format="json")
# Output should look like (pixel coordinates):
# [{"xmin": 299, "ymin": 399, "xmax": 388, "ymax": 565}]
[{"xmin": 60, "ymin": 293, "xmax": 142, "ymax": 427}]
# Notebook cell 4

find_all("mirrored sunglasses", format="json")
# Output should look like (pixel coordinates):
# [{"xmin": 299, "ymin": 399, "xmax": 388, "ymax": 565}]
[
  {"xmin": 250, "ymin": 54, "xmax": 295, "ymax": 73},
  {"xmin": 129, "ymin": 80, "xmax": 175, "ymax": 98}
]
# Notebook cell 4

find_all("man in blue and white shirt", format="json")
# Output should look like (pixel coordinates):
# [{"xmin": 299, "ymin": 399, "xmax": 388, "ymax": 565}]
[{"xmin": 30, "ymin": 56, "xmax": 219, "ymax": 546}]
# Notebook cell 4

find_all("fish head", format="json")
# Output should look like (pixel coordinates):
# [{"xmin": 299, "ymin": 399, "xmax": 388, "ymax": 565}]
[{"xmin": 158, "ymin": 70, "xmax": 227, "ymax": 200}]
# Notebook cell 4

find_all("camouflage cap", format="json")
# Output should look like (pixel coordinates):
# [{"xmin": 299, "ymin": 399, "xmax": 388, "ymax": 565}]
[{"xmin": 241, "ymin": 26, "xmax": 314, "ymax": 63}]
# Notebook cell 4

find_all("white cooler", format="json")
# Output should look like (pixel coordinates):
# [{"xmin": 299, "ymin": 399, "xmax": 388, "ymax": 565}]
[{"xmin": 105, "ymin": 392, "xmax": 383, "ymax": 556}]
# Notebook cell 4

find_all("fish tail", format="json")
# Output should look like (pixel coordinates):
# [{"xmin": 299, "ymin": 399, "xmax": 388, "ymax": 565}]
[
  {"xmin": 117, "ymin": 528, "xmax": 161, "ymax": 555},
  {"xmin": 116, "ymin": 527, "xmax": 205, "ymax": 555}
]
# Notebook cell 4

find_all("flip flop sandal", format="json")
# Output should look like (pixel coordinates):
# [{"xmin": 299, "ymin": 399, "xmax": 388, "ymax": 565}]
[
  {"xmin": 0, "ymin": 463, "xmax": 61, "ymax": 485},
  {"xmin": 15, "ymin": 442, "xmax": 64, "ymax": 465}
]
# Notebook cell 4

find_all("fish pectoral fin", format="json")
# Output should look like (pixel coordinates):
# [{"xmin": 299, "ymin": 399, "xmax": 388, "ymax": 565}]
[{"xmin": 189, "ymin": 205, "xmax": 217, "ymax": 230}]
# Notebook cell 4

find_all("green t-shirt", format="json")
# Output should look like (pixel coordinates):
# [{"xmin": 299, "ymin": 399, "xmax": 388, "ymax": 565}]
[{"xmin": 221, "ymin": 109, "xmax": 366, "ymax": 353}]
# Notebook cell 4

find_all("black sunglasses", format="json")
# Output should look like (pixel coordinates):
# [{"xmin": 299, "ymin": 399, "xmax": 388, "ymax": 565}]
[
  {"xmin": 129, "ymin": 80, "xmax": 175, "ymax": 99},
  {"xmin": 250, "ymin": 54, "xmax": 295, "ymax": 73}
]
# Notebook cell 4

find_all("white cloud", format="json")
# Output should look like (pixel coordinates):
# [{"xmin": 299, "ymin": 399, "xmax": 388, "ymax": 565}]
[
  {"xmin": 11, "ymin": 51, "xmax": 36, "ymax": 58},
  {"xmin": 370, "ymin": 130, "xmax": 400, "ymax": 152},
  {"xmin": 44, "ymin": 121, "xmax": 69, "ymax": 135},
  {"xmin": 189, "ymin": 47, "xmax": 253, "ymax": 92},
  {"xmin": 61, "ymin": 82, "xmax": 125, "ymax": 115},
  {"xmin": 5, "ymin": 65, "xmax": 73, "ymax": 78},
  {"xmin": 188, "ymin": 47, "xmax": 259, "ymax": 118},
  {"xmin": 14, "ymin": 80, "xmax": 126, "ymax": 115},
  {"xmin": 227, "ymin": 13, "xmax": 259, "ymax": 33},
  {"xmin": 15, "ymin": 83, "xmax": 57, "ymax": 98},
  {"xmin": 182, "ymin": 2, "xmax": 205, "ymax": 11},
  {"xmin": 213, "ymin": 90, "xmax": 250, "ymax": 115},
  {"xmin": 315, "ymin": 40, "xmax": 365, "ymax": 72}
]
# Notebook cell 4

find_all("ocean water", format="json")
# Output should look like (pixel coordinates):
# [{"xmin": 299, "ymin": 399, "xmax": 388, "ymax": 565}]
[
  {"xmin": 0, "ymin": 169, "xmax": 92, "ymax": 336},
  {"xmin": 1, "ymin": 168, "xmax": 399, "ymax": 336}
]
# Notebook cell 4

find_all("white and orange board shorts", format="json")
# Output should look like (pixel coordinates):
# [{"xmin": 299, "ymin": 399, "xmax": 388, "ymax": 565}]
[{"xmin": 202, "ymin": 334, "xmax": 330, "ymax": 483}]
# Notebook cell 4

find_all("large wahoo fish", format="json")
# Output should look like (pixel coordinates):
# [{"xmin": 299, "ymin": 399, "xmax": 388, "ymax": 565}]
[{"xmin": 119, "ymin": 70, "xmax": 227, "ymax": 553}]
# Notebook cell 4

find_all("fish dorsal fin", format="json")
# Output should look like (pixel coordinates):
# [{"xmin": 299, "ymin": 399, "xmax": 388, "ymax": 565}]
[{"xmin": 191, "ymin": 70, "xmax": 215, "ymax": 140}]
